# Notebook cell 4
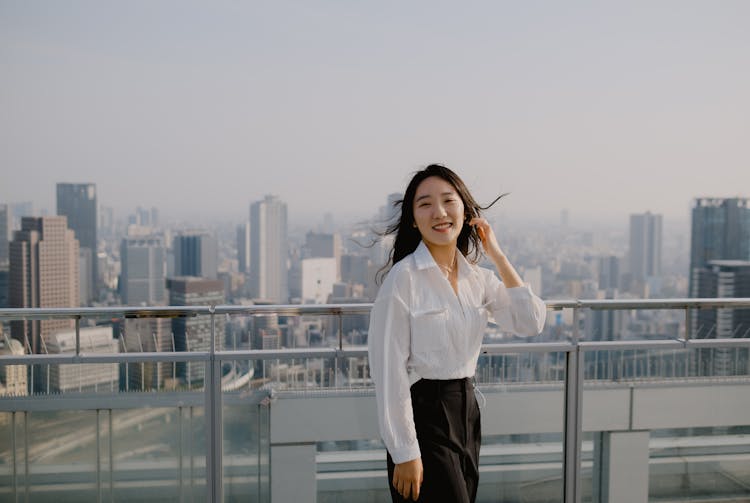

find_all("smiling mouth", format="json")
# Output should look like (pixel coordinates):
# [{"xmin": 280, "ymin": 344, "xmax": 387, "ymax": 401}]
[{"xmin": 432, "ymin": 222, "xmax": 452, "ymax": 231}]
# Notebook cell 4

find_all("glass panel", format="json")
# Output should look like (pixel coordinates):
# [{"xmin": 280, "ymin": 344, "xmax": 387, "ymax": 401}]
[
  {"xmin": 649, "ymin": 426, "xmax": 750, "ymax": 502},
  {"xmin": 478, "ymin": 433, "xmax": 564, "ymax": 502},
  {"xmin": 317, "ymin": 438, "xmax": 390, "ymax": 503},
  {"xmin": 27, "ymin": 410, "xmax": 97, "ymax": 501},
  {"xmin": 0, "ymin": 414, "xmax": 8, "ymax": 503},
  {"xmin": 111, "ymin": 406, "xmax": 206, "ymax": 502},
  {"xmin": 223, "ymin": 396, "xmax": 265, "ymax": 502}
]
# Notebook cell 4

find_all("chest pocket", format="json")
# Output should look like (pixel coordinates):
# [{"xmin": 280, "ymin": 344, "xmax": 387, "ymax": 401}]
[
  {"xmin": 410, "ymin": 308, "xmax": 449, "ymax": 353},
  {"xmin": 475, "ymin": 301, "xmax": 492, "ymax": 332}
]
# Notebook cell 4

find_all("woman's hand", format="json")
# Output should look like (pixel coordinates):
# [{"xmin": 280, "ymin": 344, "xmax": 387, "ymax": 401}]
[
  {"xmin": 393, "ymin": 458, "xmax": 423, "ymax": 501},
  {"xmin": 469, "ymin": 217, "xmax": 524, "ymax": 288},
  {"xmin": 468, "ymin": 217, "xmax": 504, "ymax": 261}
]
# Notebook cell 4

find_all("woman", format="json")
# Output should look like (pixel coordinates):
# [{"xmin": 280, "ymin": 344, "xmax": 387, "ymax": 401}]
[{"xmin": 368, "ymin": 164, "xmax": 546, "ymax": 502}]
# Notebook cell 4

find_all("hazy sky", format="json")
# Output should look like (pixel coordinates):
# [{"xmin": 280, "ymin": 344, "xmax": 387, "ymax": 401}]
[{"xmin": 1, "ymin": 1, "xmax": 748, "ymax": 226}]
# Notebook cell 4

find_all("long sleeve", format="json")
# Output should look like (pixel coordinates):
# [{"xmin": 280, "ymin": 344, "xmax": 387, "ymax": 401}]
[
  {"xmin": 482, "ymin": 269, "xmax": 546, "ymax": 336},
  {"xmin": 368, "ymin": 284, "xmax": 421, "ymax": 464}
]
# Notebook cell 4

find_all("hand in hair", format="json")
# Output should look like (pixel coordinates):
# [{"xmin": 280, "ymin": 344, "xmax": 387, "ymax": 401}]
[{"xmin": 469, "ymin": 217, "xmax": 524, "ymax": 288}]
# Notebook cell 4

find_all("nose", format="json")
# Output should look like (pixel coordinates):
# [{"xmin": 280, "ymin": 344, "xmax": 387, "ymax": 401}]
[{"xmin": 432, "ymin": 202, "xmax": 447, "ymax": 219}]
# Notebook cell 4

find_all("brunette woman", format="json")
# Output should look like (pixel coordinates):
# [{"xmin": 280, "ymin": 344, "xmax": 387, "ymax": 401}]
[{"xmin": 368, "ymin": 164, "xmax": 546, "ymax": 502}]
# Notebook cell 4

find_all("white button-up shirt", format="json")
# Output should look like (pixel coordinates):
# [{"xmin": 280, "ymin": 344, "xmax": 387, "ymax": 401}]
[{"xmin": 367, "ymin": 241, "xmax": 546, "ymax": 464}]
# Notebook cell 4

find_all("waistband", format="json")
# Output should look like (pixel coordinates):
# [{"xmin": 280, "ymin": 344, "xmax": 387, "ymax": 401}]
[{"xmin": 411, "ymin": 377, "xmax": 473, "ymax": 394}]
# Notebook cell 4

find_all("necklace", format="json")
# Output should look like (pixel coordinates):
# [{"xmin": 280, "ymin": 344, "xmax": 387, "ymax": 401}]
[{"xmin": 437, "ymin": 254, "xmax": 457, "ymax": 278}]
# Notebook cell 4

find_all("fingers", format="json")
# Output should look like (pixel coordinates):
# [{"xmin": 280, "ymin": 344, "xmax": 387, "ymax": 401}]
[
  {"xmin": 393, "ymin": 459, "xmax": 424, "ymax": 500},
  {"xmin": 468, "ymin": 217, "xmax": 488, "ymax": 243},
  {"xmin": 393, "ymin": 474, "xmax": 421, "ymax": 500}
]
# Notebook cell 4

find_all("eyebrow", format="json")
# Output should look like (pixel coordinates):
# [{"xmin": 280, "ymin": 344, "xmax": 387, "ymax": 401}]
[{"xmin": 415, "ymin": 191, "xmax": 455, "ymax": 203}]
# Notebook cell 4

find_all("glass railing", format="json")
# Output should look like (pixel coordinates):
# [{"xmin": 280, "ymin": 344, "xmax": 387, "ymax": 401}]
[{"xmin": 1, "ymin": 299, "xmax": 749, "ymax": 503}]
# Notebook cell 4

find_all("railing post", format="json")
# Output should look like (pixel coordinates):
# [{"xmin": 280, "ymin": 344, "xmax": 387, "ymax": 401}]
[
  {"xmin": 96, "ymin": 409, "xmax": 101, "ymax": 503},
  {"xmin": 11, "ymin": 411, "xmax": 16, "ymax": 502},
  {"xmin": 75, "ymin": 316, "xmax": 81, "ymax": 355},
  {"xmin": 563, "ymin": 306, "xmax": 583, "ymax": 503},
  {"xmin": 205, "ymin": 306, "xmax": 223, "ymax": 502},
  {"xmin": 179, "ymin": 406, "xmax": 184, "ymax": 503},
  {"xmin": 109, "ymin": 409, "xmax": 113, "ymax": 502},
  {"xmin": 335, "ymin": 311, "xmax": 344, "ymax": 387}
]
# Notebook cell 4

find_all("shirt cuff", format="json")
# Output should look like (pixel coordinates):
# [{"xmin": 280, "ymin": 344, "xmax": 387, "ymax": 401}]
[
  {"xmin": 389, "ymin": 441, "xmax": 421, "ymax": 464},
  {"xmin": 506, "ymin": 282, "xmax": 534, "ymax": 298}
]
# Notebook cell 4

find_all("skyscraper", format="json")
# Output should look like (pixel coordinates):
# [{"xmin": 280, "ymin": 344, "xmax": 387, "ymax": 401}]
[
  {"xmin": 120, "ymin": 235, "xmax": 167, "ymax": 306},
  {"xmin": 173, "ymin": 231, "xmax": 218, "ymax": 279},
  {"xmin": 250, "ymin": 195, "xmax": 288, "ymax": 303},
  {"xmin": 45, "ymin": 326, "xmax": 118, "ymax": 392},
  {"xmin": 237, "ymin": 221, "xmax": 250, "ymax": 274},
  {"xmin": 0, "ymin": 335, "xmax": 26, "ymax": 396},
  {"xmin": 689, "ymin": 198, "xmax": 750, "ymax": 297},
  {"xmin": 0, "ymin": 203, "xmax": 9, "ymax": 265},
  {"xmin": 57, "ymin": 183, "xmax": 97, "ymax": 304},
  {"xmin": 691, "ymin": 260, "xmax": 750, "ymax": 376},
  {"xmin": 167, "ymin": 277, "xmax": 225, "ymax": 384},
  {"xmin": 9, "ymin": 217, "xmax": 79, "ymax": 354},
  {"xmin": 301, "ymin": 258, "xmax": 337, "ymax": 304},
  {"xmin": 120, "ymin": 317, "xmax": 173, "ymax": 391},
  {"xmin": 629, "ymin": 212, "xmax": 662, "ymax": 296},
  {"xmin": 598, "ymin": 255, "xmax": 620, "ymax": 292},
  {"xmin": 305, "ymin": 231, "xmax": 341, "ymax": 281},
  {"xmin": 0, "ymin": 204, "xmax": 8, "ymax": 309},
  {"xmin": 693, "ymin": 261, "xmax": 750, "ymax": 338}
]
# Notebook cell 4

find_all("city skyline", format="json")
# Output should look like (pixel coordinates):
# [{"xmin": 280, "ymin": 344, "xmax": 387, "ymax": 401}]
[{"xmin": 1, "ymin": 2, "xmax": 749, "ymax": 225}]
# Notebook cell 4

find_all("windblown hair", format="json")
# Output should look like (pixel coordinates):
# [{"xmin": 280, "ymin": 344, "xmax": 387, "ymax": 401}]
[{"xmin": 376, "ymin": 164, "xmax": 507, "ymax": 284}]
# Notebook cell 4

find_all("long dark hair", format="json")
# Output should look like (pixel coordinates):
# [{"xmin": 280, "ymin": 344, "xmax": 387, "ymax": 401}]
[{"xmin": 376, "ymin": 164, "xmax": 507, "ymax": 283}]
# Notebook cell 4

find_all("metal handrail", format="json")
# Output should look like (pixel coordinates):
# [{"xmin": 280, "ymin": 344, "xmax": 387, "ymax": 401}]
[
  {"xmin": 1, "ymin": 300, "xmax": 750, "ymax": 365},
  {"xmin": 1, "ymin": 298, "xmax": 750, "ymax": 320}
]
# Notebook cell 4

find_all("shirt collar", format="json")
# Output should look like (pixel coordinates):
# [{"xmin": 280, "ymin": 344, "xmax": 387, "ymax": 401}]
[
  {"xmin": 413, "ymin": 240, "xmax": 478, "ymax": 278},
  {"xmin": 413, "ymin": 241, "xmax": 436, "ymax": 270}
]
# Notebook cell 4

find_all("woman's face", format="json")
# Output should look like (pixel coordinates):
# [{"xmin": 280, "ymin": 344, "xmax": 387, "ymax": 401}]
[{"xmin": 412, "ymin": 176, "xmax": 465, "ymax": 249}]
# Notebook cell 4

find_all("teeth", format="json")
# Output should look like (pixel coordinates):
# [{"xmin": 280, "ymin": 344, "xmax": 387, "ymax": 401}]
[{"xmin": 433, "ymin": 223, "xmax": 451, "ymax": 229}]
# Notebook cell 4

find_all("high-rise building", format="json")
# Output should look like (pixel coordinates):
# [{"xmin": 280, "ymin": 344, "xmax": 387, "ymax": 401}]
[
  {"xmin": 173, "ymin": 231, "xmax": 218, "ymax": 279},
  {"xmin": 691, "ymin": 260, "xmax": 750, "ymax": 376},
  {"xmin": 98, "ymin": 205, "xmax": 115, "ymax": 239},
  {"xmin": 120, "ymin": 235, "xmax": 167, "ymax": 306},
  {"xmin": 57, "ymin": 183, "xmax": 97, "ymax": 304},
  {"xmin": 341, "ymin": 254, "xmax": 370, "ymax": 286},
  {"xmin": 9, "ymin": 217, "xmax": 79, "ymax": 355},
  {"xmin": 689, "ymin": 198, "xmax": 750, "ymax": 297},
  {"xmin": 305, "ymin": 232, "xmax": 341, "ymax": 280},
  {"xmin": 0, "ymin": 267, "xmax": 8, "ymax": 308},
  {"xmin": 598, "ymin": 256, "xmax": 620, "ymax": 292},
  {"xmin": 301, "ymin": 257, "xmax": 337, "ymax": 304},
  {"xmin": 167, "ymin": 277, "xmax": 225, "ymax": 384},
  {"xmin": 0, "ymin": 334, "xmax": 26, "ymax": 396},
  {"xmin": 0, "ymin": 203, "xmax": 9, "ymax": 265},
  {"xmin": 237, "ymin": 221, "xmax": 250, "ymax": 274},
  {"xmin": 0, "ymin": 204, "xmax": 9, "ymax": 308},
  {"xmin": 120, "ymin": 317, "xmax": 174, "ymax": 391},
  {"xmin": 629, "ymin": 212, "xmax": 662, "ymax": 296},
  {"xmin": 250, "ymin": 195, "xmax": 288, "ymax": 303},
  {"xmin": 45, "ymin": 326, "xmax": 118, "ymax": 393}
]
